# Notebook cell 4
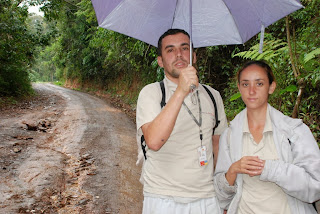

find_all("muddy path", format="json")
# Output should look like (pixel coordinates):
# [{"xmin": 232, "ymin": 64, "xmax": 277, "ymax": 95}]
[{"xmin": 0, "ymin": 83, "xmax": 143, "ymax": 213}]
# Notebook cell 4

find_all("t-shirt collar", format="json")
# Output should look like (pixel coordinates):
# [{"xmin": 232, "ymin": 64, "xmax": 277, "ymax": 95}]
[{"xmin": 164, "ymin": 75, "xmax": 178, "ymax": 91}]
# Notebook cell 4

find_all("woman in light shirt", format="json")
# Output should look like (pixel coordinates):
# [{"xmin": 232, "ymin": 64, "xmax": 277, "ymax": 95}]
[{"xmin": 214, "ymin": 60, "xmax": 320, "ymax": 214}]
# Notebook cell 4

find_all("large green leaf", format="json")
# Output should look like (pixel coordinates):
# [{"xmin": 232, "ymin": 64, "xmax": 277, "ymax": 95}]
[
  {"xmin": 230, "ymin": 92, "xmax": 241, "ymax": 101},
  {"xmin": 279, "ymin": 85, "xmax": 298, "ymax": 95},
  {"xmin": 304, "ymin": 48, "xmax": 320, "ymax": 63}
]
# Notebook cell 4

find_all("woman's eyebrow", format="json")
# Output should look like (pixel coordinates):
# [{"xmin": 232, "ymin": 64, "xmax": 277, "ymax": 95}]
[{"xmin": 240, "ymin": 79, "xmax": 266, "ymax": 82}]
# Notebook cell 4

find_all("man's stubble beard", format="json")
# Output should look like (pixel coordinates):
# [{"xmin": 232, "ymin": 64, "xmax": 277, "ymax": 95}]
[
  {"xmin": 167, "ymin": 68, "xmax": 180, "ymax": 79},
  {"xmin": 165, "ymin": 59, "xmax": 189, "ymax": 79}
]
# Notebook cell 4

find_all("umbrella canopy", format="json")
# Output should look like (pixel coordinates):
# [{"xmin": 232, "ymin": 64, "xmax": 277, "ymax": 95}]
[{"xmin": 91, "ymin": 0, "xmax": 303, "ymax": 48}]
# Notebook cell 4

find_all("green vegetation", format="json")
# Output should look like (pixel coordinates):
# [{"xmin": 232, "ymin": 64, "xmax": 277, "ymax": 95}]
[
  {"xmin": 0, "ymin": 0, "xmax": 56, "ymax": 105},
  {"xmin": 0, "ymin": 0, "xmax": 34, "ymax": 97},
  {"xmin": 1, "ymin": 0, "xmax": 319, "ymax": 144}
]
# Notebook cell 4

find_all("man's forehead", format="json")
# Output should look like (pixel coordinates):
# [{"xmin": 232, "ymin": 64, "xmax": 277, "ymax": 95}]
[{"xmin": 162, "ymin": 33, "xmax": 190, "ymax": 47}]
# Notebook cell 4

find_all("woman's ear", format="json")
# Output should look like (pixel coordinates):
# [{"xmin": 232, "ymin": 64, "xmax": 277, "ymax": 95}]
[{"xmin": 269, "ymin": 81, "xmax": 276, "ymax": 94}]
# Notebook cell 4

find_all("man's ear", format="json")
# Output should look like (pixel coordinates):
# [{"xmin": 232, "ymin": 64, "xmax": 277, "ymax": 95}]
[
  {"xmin": 157, "ymin": 56, "xmax": 163, "ymax": 68},
  {"xmin": 269, "ymin": 81, "xmax": 276, "ymax": 94}
]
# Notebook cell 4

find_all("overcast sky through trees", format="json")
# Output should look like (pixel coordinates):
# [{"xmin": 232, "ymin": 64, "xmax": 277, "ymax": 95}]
[{"xmin": 28, "ymin": 5, "xmax": 44, "ymax": 16}]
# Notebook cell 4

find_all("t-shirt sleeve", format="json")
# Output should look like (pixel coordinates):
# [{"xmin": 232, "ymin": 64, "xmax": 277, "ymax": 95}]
[{"xmin": 136, "ymin": 83, "xmax": 162, "ymax": 133}]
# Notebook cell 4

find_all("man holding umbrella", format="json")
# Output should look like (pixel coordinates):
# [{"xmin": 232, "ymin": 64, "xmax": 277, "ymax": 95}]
[{"xmin": 136, "ymin": 29, "xmax": 228, "ymax": 213}]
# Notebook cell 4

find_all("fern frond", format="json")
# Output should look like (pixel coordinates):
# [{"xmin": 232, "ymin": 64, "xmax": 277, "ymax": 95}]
[{"xmin": 304, "ymin": 48, "xmax": 320, "ymax": 63}]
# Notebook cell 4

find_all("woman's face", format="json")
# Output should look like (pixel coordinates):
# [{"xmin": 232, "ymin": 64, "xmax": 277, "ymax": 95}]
[{"xmin": 238, "ymin": 64, "xmax": 276, "ymax": 111}]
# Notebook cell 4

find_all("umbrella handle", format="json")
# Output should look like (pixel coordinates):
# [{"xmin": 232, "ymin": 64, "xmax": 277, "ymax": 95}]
[
  {"xmin": 189, "ymin": 0, "xmax": 193, "ymax": 66},
  {"xmin": 189, "ymin": 41, "xmax": 195, "ymax": 90},
  {"xmin": 189, "ymin": 43, "xmax": 193, "ymax": 66}
]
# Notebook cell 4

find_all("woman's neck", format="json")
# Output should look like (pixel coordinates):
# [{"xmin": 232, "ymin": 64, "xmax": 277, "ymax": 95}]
[
  {"xmin": 247, "ymin": 105, "xmax": 268, "ymax": 125},
  {"xmin": 247, "ymin": 105, "xmax": 268, "ymax": 143}
]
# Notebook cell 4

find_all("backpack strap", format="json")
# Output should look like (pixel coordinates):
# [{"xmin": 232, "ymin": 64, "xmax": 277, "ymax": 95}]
[
  {"xmin": 141, "ymin": 135, "xmax": 147, "ymax": 160},
  {"xmin": 159, "ymin": 80, "xmax": 166, "ymax": 108},
  {"xmin": 202, "ymin": 84, "xmax": 220, "ymax": 134}
]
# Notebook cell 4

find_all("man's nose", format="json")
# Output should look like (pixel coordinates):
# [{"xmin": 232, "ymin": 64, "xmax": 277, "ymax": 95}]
[{"xmin": 176, "ymin": 49, "xmax": 182, "ymax": 57}]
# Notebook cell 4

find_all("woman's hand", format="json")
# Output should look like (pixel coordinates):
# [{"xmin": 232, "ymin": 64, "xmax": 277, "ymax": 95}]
[{"xmin": 225, "ymin": 156, "xmax": 264, "ymax": 186}]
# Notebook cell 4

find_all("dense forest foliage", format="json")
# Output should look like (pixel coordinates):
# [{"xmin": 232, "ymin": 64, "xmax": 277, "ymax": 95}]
[
  {"xmin": 1, "ymin": 0, "xmax": 319, "ymax": 143},
  {"xmin": 0, "ymin": 0, "xmax": 34, "ymax": 97},
  {"xmin": 0, "ymin": 0, "xmax": 56, "ymax": 97}
]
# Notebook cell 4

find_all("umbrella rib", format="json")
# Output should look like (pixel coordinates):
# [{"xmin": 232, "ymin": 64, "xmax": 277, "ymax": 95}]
[
  {"xmin": 170, "ymin": 0, "xmax": 180, "ymax": 28},
  {"xmin": 221, "ymin": 0, "xmax": 245, "ymax": 43}
]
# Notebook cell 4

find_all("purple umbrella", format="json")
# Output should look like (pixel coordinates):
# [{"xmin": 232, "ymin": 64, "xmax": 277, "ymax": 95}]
[{"xmin": 91, "ymin": 0, "xmax": 302, "ymax": 52}]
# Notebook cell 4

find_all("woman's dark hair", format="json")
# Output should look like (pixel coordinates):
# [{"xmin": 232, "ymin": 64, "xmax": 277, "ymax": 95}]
[
  {"xmin": 237, "ymin": 60, "xmax": 275, "ymax": 85},
  {"xmin": 157, "ymin": 29, "xmax": 190, "ymax": 56}
]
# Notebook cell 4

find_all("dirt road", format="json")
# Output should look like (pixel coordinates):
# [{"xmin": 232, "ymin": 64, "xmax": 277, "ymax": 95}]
[{"xmin": 0, "ymin": 83, "xmax": 143, "ymax": 213}]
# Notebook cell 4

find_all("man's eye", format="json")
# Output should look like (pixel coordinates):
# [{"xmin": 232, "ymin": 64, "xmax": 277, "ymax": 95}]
[
  {"xmin": 182, "ymin": 47, "xmax": 189, "ymax": 50},
  {"xmin": 167, "ymin": 49, "xmax": 173, "ymax": 52},
  {"xmin": 257, "ymin": 82, "xmax": 263, "ymax": 86},
  {"xmin": 242, "ymin": 83, "xmax": 248, "ymax": 87}
]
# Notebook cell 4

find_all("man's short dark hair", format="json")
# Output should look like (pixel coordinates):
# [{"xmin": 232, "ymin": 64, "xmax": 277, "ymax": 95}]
[{"xmin": 157, "ymin": 29, "xmax": 190, "ymax": 56}]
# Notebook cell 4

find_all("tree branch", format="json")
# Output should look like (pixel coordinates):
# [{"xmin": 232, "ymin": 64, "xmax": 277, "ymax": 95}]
[{"xmin": 286, "ymin": 16, "xmax": 299, "ymax": 78}]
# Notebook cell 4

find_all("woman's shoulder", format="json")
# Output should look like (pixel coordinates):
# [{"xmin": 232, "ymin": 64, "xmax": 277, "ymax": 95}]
[{"xmin": 268, "ymin": 104, "xmax": 303, "ymax": 129}]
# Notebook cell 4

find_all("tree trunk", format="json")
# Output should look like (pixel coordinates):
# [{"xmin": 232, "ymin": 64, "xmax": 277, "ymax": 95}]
[
  {"xmin": 292, "ymin": 79, "xmax": 306, "ymax": 118},
  {"xmin": 286, "ymin": 16, "xmax": 303, "ymax": 118},
  {"xmin": 286, "ymin": 17, "xmax": 299, "ymax": 78}
]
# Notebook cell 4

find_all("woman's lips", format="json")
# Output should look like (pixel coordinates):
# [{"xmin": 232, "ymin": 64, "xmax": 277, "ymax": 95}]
[{"xmin": 247, "ymin": 98, "xmax": 257, "ymax": 102}]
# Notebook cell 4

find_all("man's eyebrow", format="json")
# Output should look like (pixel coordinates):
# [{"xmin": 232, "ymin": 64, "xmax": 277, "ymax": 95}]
[
  {"xmin": 164, "ymin": 43, "xmax": 190, "ymax": 50},
  {"xmin": 164, "ymin": 45, "xmax": 174, "ymax": 50}
]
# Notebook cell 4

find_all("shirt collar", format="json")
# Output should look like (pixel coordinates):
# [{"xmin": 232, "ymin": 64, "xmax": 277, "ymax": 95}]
[
  {"xmin": 264, "ymin": 106, "xmax": 273, "ymax": 133},
  {"xmin": 164, "ymin": 75, "xmax": 178, "ymax": 91},
  {"xmin": 243, "ymin": 109, "xmax": 250, "ymax": 133}
]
